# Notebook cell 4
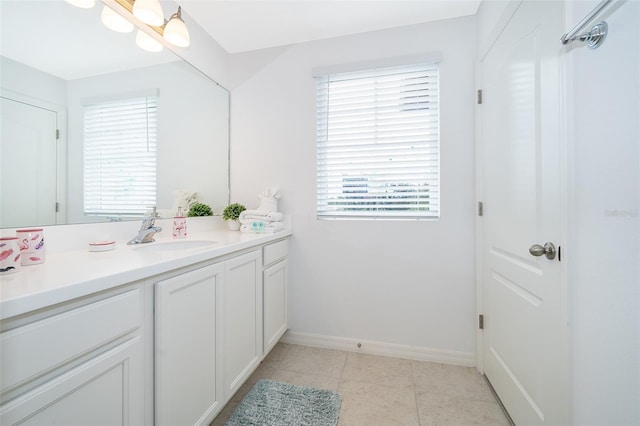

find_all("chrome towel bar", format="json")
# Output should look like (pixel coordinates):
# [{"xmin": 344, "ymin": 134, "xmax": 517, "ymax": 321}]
[{"xmin": 561, "ymin": 0, "xmax": 612, "ymax": 49}]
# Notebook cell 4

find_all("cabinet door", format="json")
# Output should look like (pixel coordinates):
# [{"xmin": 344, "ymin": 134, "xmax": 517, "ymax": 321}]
[
  {"xmin": 263, "ymin": 259, "xmax": 288, "ymax": 354},
  {"xmin": 0, "ymin": 337, "xmax": 143, "ymax": 426},
  {"xmin": 223, "ymin": 250, "xmax": 262, "ymax": 400},
  {"xmin": 155, "ymin": 263, "xmax": 223, "ymax": 426}
]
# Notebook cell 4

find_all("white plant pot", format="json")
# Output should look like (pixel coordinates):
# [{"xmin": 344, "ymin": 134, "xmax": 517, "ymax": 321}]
[{"xmin": 227, "ymin": 220, "xmax": 240, "ymax": 231}]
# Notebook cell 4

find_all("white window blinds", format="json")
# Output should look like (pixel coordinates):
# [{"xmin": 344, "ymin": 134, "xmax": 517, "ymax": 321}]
[
  {"xmin": 316, "ymin": 62, "xmax": 440, "ymax": 219},
  {"xmin": 83, "ymin": 95, "xmax": 157, "ymax": 217}
]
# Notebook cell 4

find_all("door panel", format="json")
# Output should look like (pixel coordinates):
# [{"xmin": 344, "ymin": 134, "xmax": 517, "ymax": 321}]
[
  {"xmin": 223, "ymin": 250, "xmax": 262, "ymax": 399},
  {"xmin": 1, "ymin": 338, "xmax": 143, "ymax": 426},
  {"xmin": 155, "ymin": 264, "xmax": 222, "ymax": 426},
  {"xmin": 263, "ymin": 259, "xmax": 287, "ymax": 354},
  {"xmin": 0, "ymin": 97, "xmax": 58, "ymax": 228},
  {"xmin": 480, "ymin": 1, "xmax": 565, "ymax": 424}
]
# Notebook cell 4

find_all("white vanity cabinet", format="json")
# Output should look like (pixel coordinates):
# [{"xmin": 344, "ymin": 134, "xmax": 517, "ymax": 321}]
[
  {"xmin": 154, "ymin": 263, "xmax": 223, "ymax": 426},
  {"xmin": 0, "ymin": 232, "xmax": 291, "ymax": 426},
  {"xmin": 262, "ymin": 239, "xmax": 288, "ymax": 354},
  {"xmin": 222, "ymin": 250, "xmax": 262, "ymax": 400},
  {"xmin": 0, "ymin": 284, "xmax": 145, "ymax": 426}
]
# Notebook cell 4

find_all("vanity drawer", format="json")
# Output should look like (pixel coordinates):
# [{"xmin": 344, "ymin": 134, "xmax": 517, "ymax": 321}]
[
  {"xmin": 263, "ymin": 239, "xmax": 288, "ymax": 266},
  {"xmin": 0, "ymin": 287, "xmax": 142, "ymax": 393}
]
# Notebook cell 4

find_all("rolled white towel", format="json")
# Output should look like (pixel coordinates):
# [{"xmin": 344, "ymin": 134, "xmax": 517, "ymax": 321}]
[
  {"xmin": 240, "ymin": 221, "xmax": 285, "ymax": 234},
  {"xmin": 239, "ymin": 210, "xmax": 284, "ymax": 224}
]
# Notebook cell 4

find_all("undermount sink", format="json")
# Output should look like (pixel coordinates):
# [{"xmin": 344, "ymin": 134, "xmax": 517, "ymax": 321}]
[{"xmin": 133, "ymin": 240, "xmax": 218, "ymax": 252}]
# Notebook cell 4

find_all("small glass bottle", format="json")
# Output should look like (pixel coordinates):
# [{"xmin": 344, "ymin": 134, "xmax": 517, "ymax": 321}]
[{"xmin": 173, "ymin": 207, "xmax": 187, "ymax": 239}]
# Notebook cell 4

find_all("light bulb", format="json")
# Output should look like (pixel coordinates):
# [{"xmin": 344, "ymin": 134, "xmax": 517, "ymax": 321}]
[
  {"xmin": 136, "ymin": 30, "xmax": 163, "ymax": 52},
  {"xmin": 64, "ymin": 0, "xmax": 95, "ymax": 8},
  {"xmin": 163, "ymin": 7, "xmax": 190, "ymax": 47},
  {"xmin": 101, "ymin": 6, "xmax": 134, "ymax": 33},
  {"xmin": 133, "ymin": 0, "xmax": 165, "ymax": 27}
]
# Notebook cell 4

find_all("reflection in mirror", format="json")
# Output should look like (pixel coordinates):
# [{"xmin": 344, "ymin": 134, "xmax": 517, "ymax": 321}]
[{"xmin": 0, "ymin": 0, "xmax": 229, "ymax": 228}]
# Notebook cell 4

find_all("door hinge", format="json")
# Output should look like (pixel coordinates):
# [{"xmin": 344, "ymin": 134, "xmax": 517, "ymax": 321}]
[
  {"xmin": 478, "ymin": 201, "xmax": 484, "ymax": 217},
  {"xmin": 477, "ymin": 89, "xmax": 483, "ymax": 105},
  {"xmin": 55, "ymin": 202, "xmax": 59, "ymax": 213},
  {"xmin": 479, "ymin": 314, "xmax": 484, "ymax": 330},
  {"xmin": 56, "ymin": 129, "xmax": 60, "ymax": 140}
]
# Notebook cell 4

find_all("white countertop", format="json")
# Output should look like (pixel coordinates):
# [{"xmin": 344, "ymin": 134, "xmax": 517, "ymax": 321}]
[{"xmin": 0, "ymin": 230, "xmax": 291, "ymax": 320}]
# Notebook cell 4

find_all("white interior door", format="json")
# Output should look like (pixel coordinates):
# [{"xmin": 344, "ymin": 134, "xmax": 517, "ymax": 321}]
[
  {"xmin": 1, "ymin": 96, "xmax": 58, "ymax": 228},
  {"xmin": 479, "ymin": 1, "xmax": 566, "ymax": 424}
]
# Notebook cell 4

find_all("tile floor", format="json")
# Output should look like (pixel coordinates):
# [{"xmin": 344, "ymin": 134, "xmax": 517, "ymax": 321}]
[{"xmin": 211, "ymin": 343, "xmax": 512, "ymax": 426}]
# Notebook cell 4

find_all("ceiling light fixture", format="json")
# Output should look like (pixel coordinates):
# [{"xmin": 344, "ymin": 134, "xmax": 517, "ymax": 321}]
[
  {"xmin": 132, "ymin": 0, "xmax": 165, "ymax": 27},
  {"xmin": 163, "ymin": 6, "xmax": 190, "ymax": 47},
  {"xmin": 108, "ymin": 0, "xmax": 192, "ymax": 53},
  {"xmin": 136, "ymin": 29, "xmax": 164, "ymax": 52},
  {"xmin": 64, "ymin": 0, "xmax": 96, "ymax": 8},
  {"xmin": 101, "ymin": 6, "xmax": 134, "ymax": 33}
]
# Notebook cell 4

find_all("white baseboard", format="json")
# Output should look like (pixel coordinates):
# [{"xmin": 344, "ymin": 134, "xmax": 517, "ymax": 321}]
[{"xmin": 280, "ymin": 331, "xmax": 476, "ymax": 367}]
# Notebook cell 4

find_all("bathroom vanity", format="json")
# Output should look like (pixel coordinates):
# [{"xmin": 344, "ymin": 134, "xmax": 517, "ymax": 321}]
[{"xmin": 0, "ymin": 230, "xmax": 290, "ymax": 425}]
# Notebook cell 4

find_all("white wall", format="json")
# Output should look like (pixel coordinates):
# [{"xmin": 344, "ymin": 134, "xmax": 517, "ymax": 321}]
[
  {"xmin": 565, "ymin": 1, "xmax": 640, "ymax": 424},
  {"xmin": 229, "ymin": 17, "xmax": 478, "ymax": 358},
  {"xmin": 0, "ymin": 56, "xmax": 67, "ymax": 105}
]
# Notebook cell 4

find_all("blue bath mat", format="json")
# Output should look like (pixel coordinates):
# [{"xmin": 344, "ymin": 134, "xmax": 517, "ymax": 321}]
[{"xmin": 225, "ymin": 379, "xmax": 342, "ymax": 426}]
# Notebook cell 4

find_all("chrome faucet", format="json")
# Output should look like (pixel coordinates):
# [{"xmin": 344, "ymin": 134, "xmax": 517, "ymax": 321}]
[{"xmin": 127, "ymin": 213, "xmax": 162, "ymax": 245}]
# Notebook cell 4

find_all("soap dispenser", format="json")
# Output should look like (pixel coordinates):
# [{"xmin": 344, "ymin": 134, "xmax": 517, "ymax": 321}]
[{"xmin": 173, "ymin": 207, "xmax": 187, "ymax": 238}]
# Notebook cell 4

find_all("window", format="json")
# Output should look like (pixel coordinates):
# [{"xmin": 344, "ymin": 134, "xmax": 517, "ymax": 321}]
[
  {"xmin": 316, "ymin": 62, "xmax": 440, "ymax": 219},
  {"xmin": 83, "ymin": 95, "xmax": 157, "ymax": 217}
]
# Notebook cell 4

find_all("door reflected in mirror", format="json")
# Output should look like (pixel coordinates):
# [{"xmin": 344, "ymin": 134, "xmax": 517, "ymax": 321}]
[{"xmin": 0, "ymin": 0, "xmax": 229, "ymax": 228}]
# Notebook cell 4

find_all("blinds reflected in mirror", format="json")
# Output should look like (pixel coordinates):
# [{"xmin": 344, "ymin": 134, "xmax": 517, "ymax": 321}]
[{"xmin": 83, "ymin": 94, "xmax": 157, "ymax": 217}]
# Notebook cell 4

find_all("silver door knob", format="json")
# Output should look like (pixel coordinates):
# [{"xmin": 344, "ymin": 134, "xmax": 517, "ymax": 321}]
[{"xmin": 529, "ymin": 242, "xmax": 556, "ymax": 260}]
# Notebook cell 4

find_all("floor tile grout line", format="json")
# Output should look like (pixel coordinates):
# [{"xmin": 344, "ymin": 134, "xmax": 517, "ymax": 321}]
[
  {"xmin": 269, "ymin": 363, "xmax": 348, "ymax": 386},
  {"xmin": 280, "ymin": 342, "xmax": 292, "ymax": 361},
  {"xmin": 275, "ymin": 342, "xmax": 292, "ymax": 366},
  {"xmin": 338, "ymin": 349, "xmax": 349, "ymax": 380},
  {"xmin": 409, "ymin": 360, "xmax": 423, "ymax": 426},
  {"xmin": 336, "ymin": 351, "xmax": 348, "ymax": 422}
]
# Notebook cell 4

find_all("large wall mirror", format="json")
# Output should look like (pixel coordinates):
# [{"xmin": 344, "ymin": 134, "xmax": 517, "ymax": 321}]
[{"xmin": 0, "ymin": 0, "xmax": 229, "ymax": 228}]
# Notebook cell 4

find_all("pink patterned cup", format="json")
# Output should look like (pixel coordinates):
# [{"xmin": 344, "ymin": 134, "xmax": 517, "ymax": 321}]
[
  {"xmin": 173, "ymin": 216, "xmax": 187, "ymax": 239},
  {"xmin": 16, "ymin": 228, "xmax": 45, "ymax": 266},
  {"xmin": 0, "ymin": 237, "xmax": 21, "ymax": 274}
]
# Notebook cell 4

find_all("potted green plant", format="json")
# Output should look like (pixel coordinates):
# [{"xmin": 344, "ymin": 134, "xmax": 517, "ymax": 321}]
[
  {"xmin": 187, "ymin": 202, "xmax": 213, "ymax": 217},
  {"xmin": 222, "ymin": 203, "xmax": 246, "ymax": 230}
]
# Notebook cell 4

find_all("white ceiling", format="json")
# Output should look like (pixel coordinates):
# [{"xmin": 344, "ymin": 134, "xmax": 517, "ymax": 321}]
[
  {"xmin": 0, "ymin": 1, "xmax": 480, "ymax": 80},
  {"xmin": 180, "ymin": 0, "xmax": 482, "ymax": 54}
]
